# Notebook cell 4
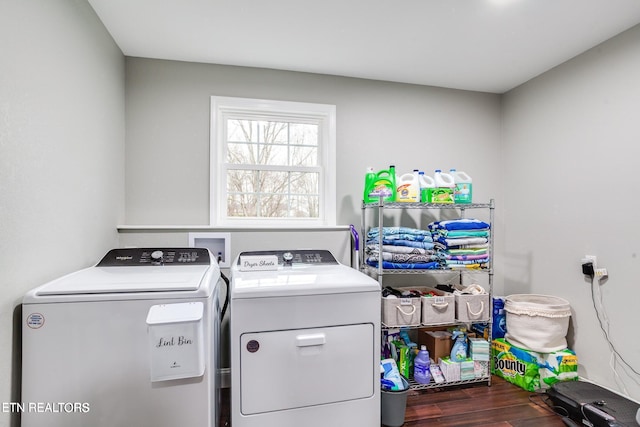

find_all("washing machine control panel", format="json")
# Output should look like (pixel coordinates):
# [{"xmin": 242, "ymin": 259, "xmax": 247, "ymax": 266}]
[
  {"xmin": 97, "ymin": 248, "xmax": 211, "ymax": 266},
  {"xmin": 237, "ymin": 250, "xmax": 338, "ymax": 266}
]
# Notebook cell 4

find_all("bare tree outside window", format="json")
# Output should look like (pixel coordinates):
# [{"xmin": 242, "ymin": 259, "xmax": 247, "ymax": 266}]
[{"xmin": 225, "ymin": 119, "xmax": 320, "ymax": 219}]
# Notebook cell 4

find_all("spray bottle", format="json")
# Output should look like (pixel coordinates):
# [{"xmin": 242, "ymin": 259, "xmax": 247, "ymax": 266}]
[{"xmin": 450, "ymin": 330, "xmax": 468, "ymax": 362}]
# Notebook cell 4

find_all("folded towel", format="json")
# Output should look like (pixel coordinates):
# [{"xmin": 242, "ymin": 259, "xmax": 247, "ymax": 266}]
[
  {"xmin": 366, "ymin": 259, "xmax": 441, "ymax": 269},
  {"xmin": 436, "ymin": 236, "xmax": 489, "ymax": 248},
  {"xmin": 428, "ymin": 218, "xmax": 490, "ymax": 231},
  {"xmin": 367, "ymin": 227, "xmax": 432, "ymax": 240}
]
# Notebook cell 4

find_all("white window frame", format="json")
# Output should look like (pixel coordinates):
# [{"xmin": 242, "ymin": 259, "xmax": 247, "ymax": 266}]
[{"xmin": 210, "ymin": 96, "xmax": 336, "ymax": 227}]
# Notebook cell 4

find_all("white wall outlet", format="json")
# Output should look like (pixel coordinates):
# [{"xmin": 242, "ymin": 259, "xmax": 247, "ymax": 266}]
[{"xmin": 584, "ymin": 255, "xmax": 597, "ymax": 269}]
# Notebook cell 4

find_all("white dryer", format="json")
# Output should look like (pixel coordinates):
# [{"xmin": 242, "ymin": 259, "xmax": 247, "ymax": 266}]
[
  {"xmin": 230, "ymin": 249, "xmax": 381, "ymax": 427},
  {"xmin": 21, "ymin": 248, "xmax": 222, "ymax": 427}
]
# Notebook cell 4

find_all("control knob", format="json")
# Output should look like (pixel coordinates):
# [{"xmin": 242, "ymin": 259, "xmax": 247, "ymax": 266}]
[
  {"xmin": 151, "ymin": 250, "xmax": 164, "ymax": 264},
  {"xmin": 282, "ymin": 251, "xmax": 294, "ymax": 266}
]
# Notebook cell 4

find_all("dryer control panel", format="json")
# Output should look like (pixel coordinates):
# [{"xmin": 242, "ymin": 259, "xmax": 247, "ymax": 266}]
[
  {"xmin": 97, "ymin": 248, "xmax": 211, "ymax": 266},
  {"xmin": 237, "ymin": 250, "xmax": 338, "ymax": 266}
]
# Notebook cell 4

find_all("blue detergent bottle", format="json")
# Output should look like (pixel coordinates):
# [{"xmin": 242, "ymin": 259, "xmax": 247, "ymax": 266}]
[{"xmin": 413, "ymin": 345, "xmax": 431, "ymax": 384}]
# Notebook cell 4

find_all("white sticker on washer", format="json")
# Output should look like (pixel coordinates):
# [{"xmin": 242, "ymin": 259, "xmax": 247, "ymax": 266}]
[{"xmin": 26, "ymin": 313, "xmax": 45, "ymax": 329}]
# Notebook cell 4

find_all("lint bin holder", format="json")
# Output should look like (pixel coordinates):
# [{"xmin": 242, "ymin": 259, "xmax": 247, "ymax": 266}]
[{"xmin": 146, "ymin": 302, "xmax": 205, "ymax": 382}]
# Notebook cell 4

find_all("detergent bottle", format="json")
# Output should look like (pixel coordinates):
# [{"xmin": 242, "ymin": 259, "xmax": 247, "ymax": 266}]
[
  {"xmin": 363, "ymin": 167, "xmax": 376, "ymax": 202},
  {"xmin": 413, "ymin": 345, "xmax": 431, "ymax": 384},
  {"xmin": 395, "ymin": 169, "xmax": 420, "ymax": 202},
  {"xmin": 433, "ymin": 169, "xmax": 455, "ymax": 204},
  {"xmin": 364, "ymin": 166, "xmax": 396, "ymax": 203},
  {"xmin": 449, "ymin": 168, "xmax": 473, "ymax": 204},
  {"xmin": 418, "ymin": 171, "xmax": 436, "ymax": 203}
]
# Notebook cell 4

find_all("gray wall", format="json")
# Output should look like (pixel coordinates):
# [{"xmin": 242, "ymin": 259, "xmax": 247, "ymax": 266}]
[
  {"xmin": 0, "ymin": 1, "xmax": 125, "ymax": 425},
  {"xmin": 502, "ymin": 24, "xmax": 640, "ymax": 399},
  {"xmin": 123, "ymin": 57, "xmax": 504, "ymax": 282}
]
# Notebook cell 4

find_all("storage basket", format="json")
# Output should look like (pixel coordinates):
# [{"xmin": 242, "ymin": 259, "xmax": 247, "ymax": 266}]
[
  {"xmin": 454, "ymin": 286, "xmax": 490, "ymax": 322},
  {"xmin": 420, "ymin": 288, "xmax": 455, "ymax": 325},
  {"xmin": 382, "ymin": 296, "xmax": 421, "ymax": 327},
  {"xmin": 504, "ymin": 294, "xmax": 571, "ymax": 353}
]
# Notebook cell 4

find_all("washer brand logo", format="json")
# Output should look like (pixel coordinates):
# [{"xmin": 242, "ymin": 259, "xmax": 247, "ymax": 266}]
[
  {"xmin": 493, "ymin": 355, "xmax": 526, "ymax": 377},
  {"xmin": 115, "ymin": 256, "xmax": 133, "ymax": 261}
]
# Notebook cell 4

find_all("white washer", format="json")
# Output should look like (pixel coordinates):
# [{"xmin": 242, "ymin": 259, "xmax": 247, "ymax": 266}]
[
  {"xmin": 21, "ymin": 248, "xmax": 222, "ymax": 427},
  {"xmin": 230, "ymin": 249, "xmax": 381, "ymax": 427}
]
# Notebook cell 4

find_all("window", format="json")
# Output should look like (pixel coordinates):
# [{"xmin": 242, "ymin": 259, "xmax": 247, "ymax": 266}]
[{"xmin": 210, "ymin": 96, "xmax": 336, "ymax": 227}]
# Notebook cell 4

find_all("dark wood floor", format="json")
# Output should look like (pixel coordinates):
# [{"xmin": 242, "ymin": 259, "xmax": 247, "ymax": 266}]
[
  {"xmin": 220, "ymin": 375, "xmax": 568, "ymax": 426},
  {"xmin": 402, "ymin": 376, "xmax": 566, "ymax": 426}
]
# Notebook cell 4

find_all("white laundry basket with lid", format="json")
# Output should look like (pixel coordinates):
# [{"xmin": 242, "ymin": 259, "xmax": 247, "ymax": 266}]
[{"xmin": 504, "ymin": 294, "xmax": 571, "ymax": 353}]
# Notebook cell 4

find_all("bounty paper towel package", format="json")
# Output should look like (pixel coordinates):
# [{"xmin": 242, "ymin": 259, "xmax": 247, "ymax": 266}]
[{"xmin": 491, "ymin": 338, "xmax": 578, "ymax": 392}]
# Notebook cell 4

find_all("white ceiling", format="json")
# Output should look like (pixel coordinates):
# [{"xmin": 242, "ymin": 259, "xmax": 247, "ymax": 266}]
[{"xmin": 88, "ymin": 0, "xmax": 640, "ymax": 94}]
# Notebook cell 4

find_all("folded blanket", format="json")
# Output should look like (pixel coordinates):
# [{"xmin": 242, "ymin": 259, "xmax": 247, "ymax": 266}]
[
  {"xmin": 447, "ymin": 263, "xmax": 486, "ymax": 270},
  {"xmin": 447, "ymin": 249, "xmax": 488, "ymax": 256},
  {"xmin": 373, "ymin": 239, "xmax": 444, "ymax": 250},
  {"xmin": 366, "ymin": 259, "xmax": 441, "ymax": 269},
  {"xmin": 366, "ymin": 244, "xmax": 433, "ymax": 255},
  {"xmin": 432, "ymin": 230, "xmax": 490, "ymax": 238},
  {"xmin": 428, "ymin": 218, "xmax": 490, "ymax": 232},
  {"xmin": 446, "ymin": 258, "xmax": 490, "ymax": 265},
  {"xmin": 367, "ymin": 226, "xmax": 432, "ymax": 239},
  {"xmin": 446, "ymin": 254, "xmax": 490, "ymax": 261},
  {"xmin": 368, "ymin": 253, "xmax": 443, "ymax": 263},
  {"xmin": 436, "ymin": 236, "xmax": 489, "ymax": 248}
]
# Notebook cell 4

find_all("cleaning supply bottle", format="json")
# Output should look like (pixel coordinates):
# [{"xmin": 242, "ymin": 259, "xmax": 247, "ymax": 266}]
[
  {"xmin": 363, "ymin": 167, "xmax": 376, "ymax": 201},
  {"xmin": 413, "ymin": 345, "xmax": 431, "ymax": 384},
  {"xmin": 449, "ymin": 168, "xmax": 473, "ymax": 204},
  {"xmin": 418, "ymin": 171, "xmax": 436, "ymax": 203},
  {"xmin": 364, "ymin": 166, "xmax": 396, "ymax": 203},
  {"xmin": 450, "ymin": 330, "xmax": 468, "ymax": 362},
  {"xmin": 433, "ymin": 169, "xmax": 455, "ymax": 204},
  {"xmin": 395, "ymin": 169, "xmax": 420, "ymax": 202}
]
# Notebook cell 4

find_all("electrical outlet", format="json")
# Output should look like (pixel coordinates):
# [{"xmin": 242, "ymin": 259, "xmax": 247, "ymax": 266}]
[{"xmin": 584, "ymin": 255, "xmax": 597, "ymax": 269}]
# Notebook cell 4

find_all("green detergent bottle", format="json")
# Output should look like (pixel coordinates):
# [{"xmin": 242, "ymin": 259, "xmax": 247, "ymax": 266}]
[{"xmin": 364, "ymin": 165, "xmax": 396, "ymax": 203}]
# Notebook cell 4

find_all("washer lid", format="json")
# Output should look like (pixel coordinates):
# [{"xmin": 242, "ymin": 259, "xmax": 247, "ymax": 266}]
[
  {"xmin": 231, "ymin": 263, "xmax": 380, "ymax": 298},
  {"xmin": 34, "ymin": 265, "xmax": 211, "ymax": 296}
]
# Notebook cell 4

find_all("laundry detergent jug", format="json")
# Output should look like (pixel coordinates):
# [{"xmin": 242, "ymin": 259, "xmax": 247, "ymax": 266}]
[{"xmin": 395, "ymin": 170, "xmax": 420, "ymax": 202}]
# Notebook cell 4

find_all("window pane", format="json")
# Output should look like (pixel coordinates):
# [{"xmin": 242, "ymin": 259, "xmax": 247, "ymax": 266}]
[
  {"xmin": 257, "ymin": 143, "xmax": 288, "ymax": 166},
  {"xmin": 227, "ymin": 193, "xmax": 257, "ymax": 217},
  {"xmin": 290, "ymin": 146, "xmax": 317, "ymax": 167},
  {"xmin": 227, "ymin": 120, "xmax": 257, "ymax": 142},
  {"xmin": 227, "ymin": 142, "xmax": 257, "ymax": 164},
  {"xmin": 259, "ymin": 193, "xmax": 288, "ymax": 217},
  {"xmin": 260, "ymin": 171, "xmax": 289, "ymax": 194},
  {"xmin": 290, "ymin": 172, "xmax": 319, "ymax": 195},
  {"xmin": 226, "ymin": 169, "xmax": 258, "ymax": 192},
  {"xmin": 260, "ymin": 121, "xmax": 288, "ymax": 144},
  {"xmin": 290, "ymin": 123, "xmax": 318, "ymax": 145},
  {"xmin": 290, "ymin": 195, "xmax": 319, "ymax": 218}
]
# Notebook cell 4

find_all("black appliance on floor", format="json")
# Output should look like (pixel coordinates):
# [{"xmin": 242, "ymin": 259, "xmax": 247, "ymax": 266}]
[{"xmin": 547, "ymin": 381, "xmax": 640, "ymax": 427}]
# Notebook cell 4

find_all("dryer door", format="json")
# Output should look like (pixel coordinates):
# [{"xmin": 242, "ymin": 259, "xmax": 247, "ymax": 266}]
[{"xmin": 240, "ymin": 323, "xmax": 374, "ymax": 415}]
